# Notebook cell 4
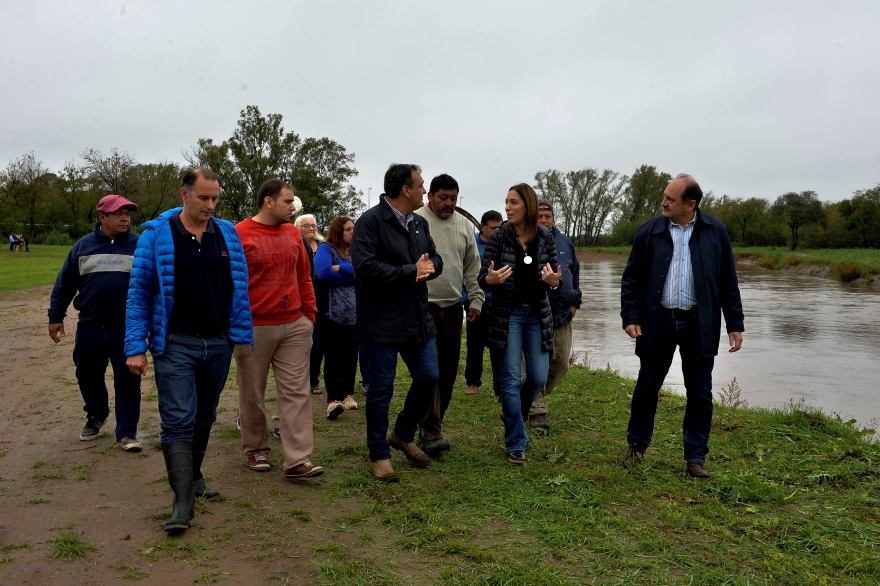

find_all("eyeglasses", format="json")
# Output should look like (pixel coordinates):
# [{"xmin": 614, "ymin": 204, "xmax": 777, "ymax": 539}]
[{"xmin": 300, "ymin": 223, "xmax": 317, "ymax": 229}]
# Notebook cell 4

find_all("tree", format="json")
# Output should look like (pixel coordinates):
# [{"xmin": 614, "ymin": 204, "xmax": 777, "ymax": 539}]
[
  {"xmin": 185, "ymin": 106, "xmax": 364, "ymax": 226},
  {"xmin": 80, "ymin": 148, "xmax": 139, "ymax": 199},
  {"xmin": 2, "ymin": 152, "xmax": 51, "ymax": 238},
  {"xmin": 619, "ymin": 165, "xmax": 672, "ymax": 224},
  {"xmin": 535, "ymin": 168, "xmax": 627, "ymax": 245},
  {"xmin": 772, "ymin": 191, "xmax": 824, "ymax": 250},
  {"xmin": 132, "ymin": 161, "xmax": 182, "ymax": 222},
  {"xmin": 842, "ymin": 186, "xmax": 880, "ymax": 248},
  {"xmin": 729, "ymin": 197, "xmax": 769, "ymax": 244},
  {"xmin": 56, "ymin": 161, "xmax": 100, "ymax": 234},
  {"xmin": 534, "ymin": 170, "xmax": 572, "ymax": 233}
]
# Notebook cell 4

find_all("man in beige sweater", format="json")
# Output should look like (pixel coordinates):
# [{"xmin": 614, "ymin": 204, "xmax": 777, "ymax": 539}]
[{"xmin": 414, "ymin": 174, "xmax": 484, "ymax": 457}]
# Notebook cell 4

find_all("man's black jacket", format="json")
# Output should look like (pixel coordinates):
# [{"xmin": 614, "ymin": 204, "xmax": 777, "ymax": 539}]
[
  {"xmin": 352, "ymin": 199, "xmax": 443, "ymax": 345},
  {"xmin": 620, "ymin": 211, "xmax": 744, "ymax": 359}
]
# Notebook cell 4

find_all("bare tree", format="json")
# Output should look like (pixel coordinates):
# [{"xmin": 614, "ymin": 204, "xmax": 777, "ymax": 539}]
[
  {"xmin": 3, "ymin": 152, "xmax": 51, "ymax": 238},
  {"xmin": 80, "ymin": 148, "xmax": 139, "ymax": 199}
]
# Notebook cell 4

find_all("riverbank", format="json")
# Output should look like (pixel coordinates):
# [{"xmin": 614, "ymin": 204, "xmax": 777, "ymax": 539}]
[
  {"xmin": 577, "ymin": 246, "xmax": 880, "ymax": 286},
  {"xmin": 1, "ymin": 286, "xmax": 879, "ymax": 584}
]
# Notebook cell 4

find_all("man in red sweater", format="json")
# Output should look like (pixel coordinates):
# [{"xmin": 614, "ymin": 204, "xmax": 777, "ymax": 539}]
[{"xmin": 234, "ymin": 178, "xmax": 323, "ymax": 479}]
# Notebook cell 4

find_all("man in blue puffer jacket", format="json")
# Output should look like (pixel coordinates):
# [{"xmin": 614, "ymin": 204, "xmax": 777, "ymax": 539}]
[
  {"xmin": 527, "ymin": 200, "xmax": 582, "ymax": 430},
  {"xmin": 124, "ymin": 168, "xmax": 253, "ymax": 532}
]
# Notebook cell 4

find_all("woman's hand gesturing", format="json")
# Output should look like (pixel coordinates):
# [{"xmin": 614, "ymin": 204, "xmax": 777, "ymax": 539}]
[
  {"xmin": 541, "ymin": 263, "xmax": 562, "ymax": 288},
  {"xmin": 485, "ymin": 261, "xmax": 513, "ymax": 286}
]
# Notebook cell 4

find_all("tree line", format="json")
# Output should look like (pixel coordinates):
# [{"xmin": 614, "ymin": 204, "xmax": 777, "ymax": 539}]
[
  {"xmin": 534, "ymin": 165, "xmax": 880, "ymax": 250},
  {"xmin": 0, "ymin": 106, "xmax": 364, "ymax": 243}
]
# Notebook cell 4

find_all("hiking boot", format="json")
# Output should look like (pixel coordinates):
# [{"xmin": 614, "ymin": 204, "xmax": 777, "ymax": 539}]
[
  {"xmin": 686, "ymin": 461, "xmax": 711, "ymax": 479},
  {"xmin": 118, "ymin": 436, "xmax": 142, "ymax": 452},
  {"xmin": 327, "ymin": 401, "xmax": 344, "ymax": 420},
  {"xmin": 247, "ymin": 454, "xmax": 271, "ymax": 471},
  {"xmin": 342, "ymin": 395, "xmax": 358, "ymax": 410},
  {"xmin": 79, "ymin": 416, "xmax": 106, "ymax": 441},
  {"xmin": 528, "ymin": 414, "xmax": 550, "ymax": 429},
  {"xmin": 284, "ymin": 462, "xmax": 324, "ymax": 479},
  {"xmin": 421, "ymin": 436, "xmax": 451, "ymax": 459},
  {"xmin": 622, "ymin": 443, "xmax": 646, "ymax": 469},
  {"xmin": 371, "ymin": 459, "xmax": 399, "ymax": 482},
  {"xmin": 508, "ymin": 450, "xmax": 526, "ymax": 465},
  {"xmin": 388, "ymin": 430, "xmax": 430, "ymax": 467}
]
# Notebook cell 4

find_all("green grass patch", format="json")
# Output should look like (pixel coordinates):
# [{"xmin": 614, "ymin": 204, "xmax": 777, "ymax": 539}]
[
  {"xmin": 733, "ymin": 247, "xmax": 880, "ymax": 281},
  {"xmin": 49, "ymin": 531, "xmax": 96, "ymax": 561},
  {"xmin": 0, "ymin": 245, "xmax": 72, "ymax": 292}
]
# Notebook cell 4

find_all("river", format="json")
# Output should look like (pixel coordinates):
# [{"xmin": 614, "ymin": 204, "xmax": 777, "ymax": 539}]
[{"xmin": 571, "ymin": 260, "xmax": 880, "ymax": 428}]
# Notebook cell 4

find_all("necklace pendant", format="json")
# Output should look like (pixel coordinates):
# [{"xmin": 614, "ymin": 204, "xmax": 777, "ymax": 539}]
[{"xmin": 523, "ymin": 255, "xmax": 533, "ymax": 265}]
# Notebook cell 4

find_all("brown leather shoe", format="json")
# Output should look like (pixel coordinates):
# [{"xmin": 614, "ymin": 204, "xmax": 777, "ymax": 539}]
[
  {"xmin": 371, "ymin": 459, "xmax": 399, "ymax": 482},
  {"xmin": 621, "ymin": 443, "xmax": 646, "ymax": 469},
  {"xmin": 686, "ymin": 462, "xmax": 711, "ymax": 479},
  {"xmin": 388, "ymin": 430, "xmax": 430, "ymax": 467},
  {"xmin": 284, "ymin": 462, "xmax": 324, "ymax": 479}
]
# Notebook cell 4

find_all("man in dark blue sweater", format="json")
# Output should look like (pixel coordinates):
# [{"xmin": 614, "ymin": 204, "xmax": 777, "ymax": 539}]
[{"xmin": 49, "ymin": 195, "xmax": 142, "ymax": 450}]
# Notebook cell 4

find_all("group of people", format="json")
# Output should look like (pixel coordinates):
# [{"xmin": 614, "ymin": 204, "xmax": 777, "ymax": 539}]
[
  {"xmin": 7, "ymin": 232, "xmax": 29, "ymax": 252},
  {"xmin": 48, "ymin": 164, "xmax": 744, "ymax": 532}
]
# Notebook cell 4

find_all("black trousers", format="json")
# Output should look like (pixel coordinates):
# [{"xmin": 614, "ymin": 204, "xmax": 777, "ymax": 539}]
[
  {"xmin": 319, "ymin": 315, "xmax": 359, "ymax": 403},
  {"xmin": 419, "ymin": 302, "xmax": 463, "ymax": 440}
]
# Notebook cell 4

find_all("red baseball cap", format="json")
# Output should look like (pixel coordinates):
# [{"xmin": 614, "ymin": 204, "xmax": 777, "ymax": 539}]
[{"xmin": 96, "ymin": 194, "xmax": 139, "ymax": 213}]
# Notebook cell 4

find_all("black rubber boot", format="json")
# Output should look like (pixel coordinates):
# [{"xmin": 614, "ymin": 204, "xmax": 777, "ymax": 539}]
[
  {"xmin": 162, "ymin": 442, "xmax": 195, "ymax": 532},
  {"xmin": 192, "ymin": 432, "xmax": 220, "ymax": 500}
]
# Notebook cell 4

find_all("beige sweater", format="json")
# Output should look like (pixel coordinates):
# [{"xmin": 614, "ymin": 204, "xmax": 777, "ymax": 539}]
[{"xmin": 415, "ymin": 207, "xmax": 484, "ymax": 311}]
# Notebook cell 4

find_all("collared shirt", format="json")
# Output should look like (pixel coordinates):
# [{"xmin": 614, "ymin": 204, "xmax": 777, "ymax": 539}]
[
  {"xmin": 382, "ymin": 196, "xmax": 414, "ymax": 230},
  {"xmin": 661, "ymin": 216, "xmax": 697, "ymax": 310}
]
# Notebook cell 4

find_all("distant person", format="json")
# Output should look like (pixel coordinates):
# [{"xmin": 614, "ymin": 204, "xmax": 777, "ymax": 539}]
[
  {"xmin": 463, "ymin": 210, "xmax": 502, "ymax": 395},
  {"xmin": 352, "ymin": 163, "xmax": 442, "ymax": 482},
  {"xmin": 48, "ymin": 195, "xmax": 142, "ymax": 449},
  {"xmin": 125, "ymin": 168, "xmax": 253, "ymax": 532},
  {"xmin": 315, "ymin": 216, "xmax": 359, "ymax": 419},
  {"xmin": 296, "ymin": 213, "xmax": 326, "ymax": 395},
  {"xmin": 21, "ymin": 233, "xmax": 30, "ymax": 252},
  {"xmin": 235, "ymin": 179, "xmax": 323, "ymax": 479},
  {"xmin": 478, "ymin": 183, "xmax": 560, "ymax": 465},
  {"xmin": 414, "ymin": 174, "xmax": 484, "ymax": 458},
  {"xmin": 12, "ymin": 233, "xmax": 20, "ymax": 252},
  {"xmin": 527, "ymin": 200, "xmax": 581, "ymax": 430},
  {"xmin": 620, "ymin": 174, "xmax": 744, "ymax": 479},
  {"xmin": 7, "ymin": 234, "xmax": 14, "ymax": 251}
]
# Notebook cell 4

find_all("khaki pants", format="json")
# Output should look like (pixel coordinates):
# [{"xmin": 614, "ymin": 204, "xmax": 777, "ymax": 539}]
[
  {"xmin": 234, "ymin": 317, "xmax": 314, "ymax": 470},
  {"xmin": 529, "ymin": 321, "xmax": 573, "ymax": 417}
]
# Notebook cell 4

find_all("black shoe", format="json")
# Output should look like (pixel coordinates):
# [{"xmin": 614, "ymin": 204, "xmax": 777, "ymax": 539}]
[
  {"xmin": 421, "ymin": 437, "xmax": 451, "ymax": 458},
  {"xmin": 162, "ymin": 442, "xmax": 195, "ymax": 532},
  {"xmin": 192, "ymin": 433, "xmax": 220, "ymax": 500},
  {"xmin": 79, "ymin": 416, "xmax": 106, "ymax": 441},
  {"xmin": 508, "ymin": 450, "xmax": 526, "ymax": 465},
  {"xmin": 622, "ymin": 443, "xmax": 646, "ymax": 469},
  {"xmin": 528, "ymin": 414, "xmax": 550, "ymax": 429}
]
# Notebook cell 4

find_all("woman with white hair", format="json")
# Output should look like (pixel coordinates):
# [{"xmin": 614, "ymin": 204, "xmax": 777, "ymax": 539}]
[{"xmin": 295, "ymin": 214, "xmax": 326, "ymax": 394}]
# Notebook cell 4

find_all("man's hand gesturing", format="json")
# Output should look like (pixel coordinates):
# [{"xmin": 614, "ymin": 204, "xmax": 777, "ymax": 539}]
[{"xmin": 415, "ymin": 253, "xmax": 434, "ymax": 282}]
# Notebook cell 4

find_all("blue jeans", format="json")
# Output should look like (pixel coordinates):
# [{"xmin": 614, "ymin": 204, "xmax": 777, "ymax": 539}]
[
  {"xmin": 627, "ymin": 313, "xmax": 715, "ymax": 463},
  {"xmin": 153, "ymin": 333, "xmax": 234, "ymax": 445},
  {"xmin": 489, "ymin": 306, "xmax": 549, "ymax": 452},
  {"xmin": 365, "ymin": 338, "xmax": 439, "ymax": 462},
  {"xmin": 73, "ymin": 325, "xmax": 141, "ymax": 440}
]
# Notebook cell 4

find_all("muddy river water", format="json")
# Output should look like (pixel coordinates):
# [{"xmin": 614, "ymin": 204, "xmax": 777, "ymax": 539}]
[{"xmin": 571, "ymin": 260, "xmax": 880, "ymax": 428}]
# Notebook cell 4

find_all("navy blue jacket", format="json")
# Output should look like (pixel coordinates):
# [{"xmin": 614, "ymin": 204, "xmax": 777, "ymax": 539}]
[
  {"xmin": 351, "ymin": 199, "xmax": 443, "ymax": 345},
  {"xmin": 620, "ymin": 211, "xmax": 744, "ymax": 358},
  {"xmin": 548, "ymin": 226, "xmax": 582, "ymax": 328},
  {"xmin": 48, "ymin": 223, "xmax": 138, "ymax": 329}
]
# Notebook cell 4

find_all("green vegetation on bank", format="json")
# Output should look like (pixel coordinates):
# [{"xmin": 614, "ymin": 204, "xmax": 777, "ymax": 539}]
[
  {"xmin": 0, "ymin": 245, "xmax": 70, "ymax": 292},
  {"xmin": 732, "ymin": 247, "xmax": 880, "ymax": 282}
]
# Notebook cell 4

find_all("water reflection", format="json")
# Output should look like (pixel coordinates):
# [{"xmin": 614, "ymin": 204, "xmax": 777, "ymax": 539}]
[{"xmin": 572, "ymin": 260, "xmax": 880, "ymax": 427}]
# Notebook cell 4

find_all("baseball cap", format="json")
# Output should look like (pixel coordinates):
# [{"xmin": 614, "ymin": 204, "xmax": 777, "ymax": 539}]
[
  {"xmin": 538, "ymin": 199, "xmax": 553, "ymax": 213},
  {"xmin": 96, "ymin": 194, "xmax": 139, "ymax": 213}
]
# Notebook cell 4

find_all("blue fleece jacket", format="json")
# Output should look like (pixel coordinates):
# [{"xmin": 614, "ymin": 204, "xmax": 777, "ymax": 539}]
[
  {"xmin": 124, "ymin": 208, "xmax": 253, "ymax": 357},
  {"xmin": 48, "ymin": 223, "xmax": 139, "ymax": 328}
]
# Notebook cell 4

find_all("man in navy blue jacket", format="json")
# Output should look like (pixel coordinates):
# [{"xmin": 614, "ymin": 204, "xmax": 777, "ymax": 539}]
[
  {"xmin": 527, "ymin": 200, "xmax": 582, "ymax": 430},
  {"xmin": 620, "ymin": 174, "xmax": 744, "ymax": 479},
  {"xmin": 48, "ymin": 195, "xmax": 142, "ymax": 450}
]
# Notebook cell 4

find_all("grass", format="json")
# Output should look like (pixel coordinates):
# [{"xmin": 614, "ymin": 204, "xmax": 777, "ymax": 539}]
[
  {"xmin": 49, "ymin": 531, "xmax": 96, "ymax": 561},
  {"xmin": 732, "ymin": 247, "xmax": 880, "ymax": 282},
  {"xmin": 0, "ymin": 245, "xmax": 72, "ymax": 292}
]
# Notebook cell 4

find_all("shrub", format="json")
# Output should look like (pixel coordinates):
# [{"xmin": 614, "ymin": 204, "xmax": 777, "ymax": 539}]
[
  {"xmin": 830, "ymin": 263, "xmax": 861, "ymax": 283},
  {"xmin": 43, "ymin": 230, "xmax": 74, "ymax": 246}
]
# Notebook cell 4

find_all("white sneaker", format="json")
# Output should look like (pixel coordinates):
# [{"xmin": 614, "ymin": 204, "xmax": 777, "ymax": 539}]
[{"xmin": 342, "ymin": 395, "xmax": 358, "ymax": 410}]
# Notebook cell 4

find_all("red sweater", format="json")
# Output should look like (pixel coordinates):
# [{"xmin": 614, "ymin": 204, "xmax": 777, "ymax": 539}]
[{"xmin": 235, "ymin": 219, "xmax": 317, "ymax": 326}]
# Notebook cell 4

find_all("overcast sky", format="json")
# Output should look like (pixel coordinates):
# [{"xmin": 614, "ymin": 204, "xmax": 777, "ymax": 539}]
[{"xmin": 2, "ymin": 1, "xmax": 878, "ymax": 215}]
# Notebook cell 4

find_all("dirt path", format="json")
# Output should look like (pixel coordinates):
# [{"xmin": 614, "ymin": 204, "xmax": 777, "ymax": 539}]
[{"xmin": 0, "ymin": 286, "xmax": 395, "ymax": 585}]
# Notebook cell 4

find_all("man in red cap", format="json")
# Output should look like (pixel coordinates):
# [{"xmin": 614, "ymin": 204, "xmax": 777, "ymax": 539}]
[{"xmin": 49, "ymin": 194, "xmax": 143, "ymax": 450}]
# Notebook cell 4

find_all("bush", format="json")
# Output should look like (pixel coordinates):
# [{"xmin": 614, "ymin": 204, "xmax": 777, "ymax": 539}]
[{"xmin": 43, "ymin": 230, "xmax": 73, "ymax": 246}]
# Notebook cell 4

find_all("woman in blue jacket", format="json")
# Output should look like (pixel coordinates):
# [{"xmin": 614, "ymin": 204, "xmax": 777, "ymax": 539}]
[{"xmin": 314, "ymin": 216, "xmax": 359, "ymax": 419}]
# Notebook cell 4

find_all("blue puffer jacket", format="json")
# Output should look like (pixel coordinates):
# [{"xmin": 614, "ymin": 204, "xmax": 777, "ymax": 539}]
[{"xmin": 124, "ymin": 208, "xmax": 253, "ymax": 357}]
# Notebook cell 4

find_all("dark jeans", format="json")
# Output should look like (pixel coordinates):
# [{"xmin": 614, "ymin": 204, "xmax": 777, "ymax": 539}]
[
  {"xmin": 153, "ymin": 333, "xmax": 234, "ymax": 445},
  {"xmin": 359, "ymin": 342, "xmax": 370, "ymax": 387},
  {"xmin": 309, "ymin": 318, "xmax": 324, "ymax": 388},
  {"xmin": 420, "ymin": 303, "xmax": 463, "ymax": 440},
  {"xmin": 627, "ymin": 313, "xmax": 715, "ymax": 463},
  {"xmin": 464, "ymin": 303, "xmax": 486, "ymax": 387},
  {"xmin": 489, "ymin": 306, "xmax": 549, "ymax": 451},
  {"xmin": 319, "ymin": 315, "xmax": 359, "ymax": 403},
  {"xmin": 365, "ymin": 337, "xmax": 439, "ymax": 462},
  {"xmin": 72, "ymin": 325, "xmax": 141, "ymax": 440}
]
